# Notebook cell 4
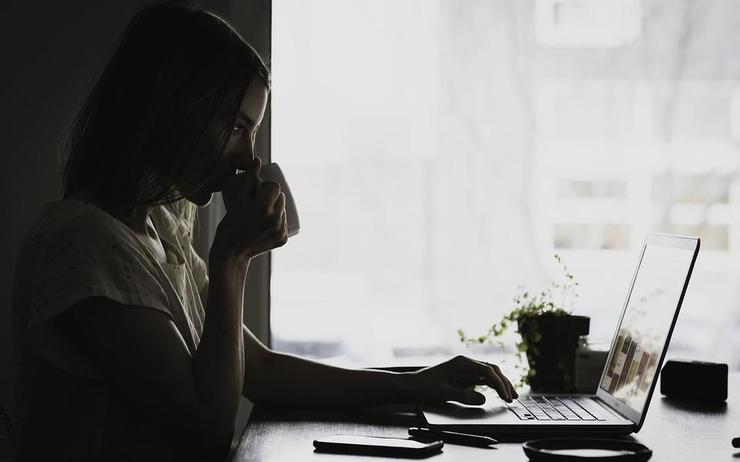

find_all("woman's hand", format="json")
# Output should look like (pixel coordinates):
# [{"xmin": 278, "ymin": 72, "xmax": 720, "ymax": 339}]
[
  {"xmin": 211, "ymin": 158, "xmax": 288, "ymax": 263},
  {"xmin": 410, "ymin": 355, "xmax": 518, "ymax": 405}
]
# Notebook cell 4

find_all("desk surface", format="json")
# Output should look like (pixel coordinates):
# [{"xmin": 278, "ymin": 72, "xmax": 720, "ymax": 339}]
[{"xmin": 233, "ymin": 374, "xmax": 740, "ymax": 461}]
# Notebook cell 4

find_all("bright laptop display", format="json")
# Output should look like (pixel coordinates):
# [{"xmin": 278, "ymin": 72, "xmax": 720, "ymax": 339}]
[{"xmin": 599, "ymin": 237, "xmax": 697, "ymax": 415}]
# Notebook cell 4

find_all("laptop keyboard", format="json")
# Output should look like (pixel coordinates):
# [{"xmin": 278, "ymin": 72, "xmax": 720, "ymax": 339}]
[{"xmin": 506, "ymin": 396, "xmax": 606, "ymax": 421}]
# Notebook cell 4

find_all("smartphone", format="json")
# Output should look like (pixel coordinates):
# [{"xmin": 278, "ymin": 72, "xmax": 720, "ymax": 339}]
[{"xmin": 313, "ymin": 434, "xmax": 443, "ymax": 458}]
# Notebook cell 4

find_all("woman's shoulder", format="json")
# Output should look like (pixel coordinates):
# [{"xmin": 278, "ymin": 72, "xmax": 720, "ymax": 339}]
[
  {"xmin": 19, "ymin": 199, "xmax": 138, "ymax": 260},
  {"xmin": 13, "ymin": 199, "xmax": 173, "ymax": 316}
]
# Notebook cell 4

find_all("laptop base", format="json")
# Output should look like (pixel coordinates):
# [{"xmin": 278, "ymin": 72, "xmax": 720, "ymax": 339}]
[{"xmin": 420, "ymin": 393, "xmax": 634, "ymax": 437}]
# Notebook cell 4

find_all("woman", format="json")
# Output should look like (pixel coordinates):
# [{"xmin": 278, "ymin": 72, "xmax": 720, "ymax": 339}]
[{"xmin": 11, "ymin": 2, "xmax": 516, "ymax": 461}]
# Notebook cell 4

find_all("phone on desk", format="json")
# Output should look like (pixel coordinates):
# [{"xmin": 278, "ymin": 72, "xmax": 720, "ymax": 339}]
[{"xmin": 313, "ymin": 434, "xmax": 444, "ymax": 458}]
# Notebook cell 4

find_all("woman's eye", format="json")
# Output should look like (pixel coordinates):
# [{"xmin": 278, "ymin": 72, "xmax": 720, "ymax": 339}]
[{"xmin": 232, "ymin": 125, "xmax": 245, "ymax": 134}]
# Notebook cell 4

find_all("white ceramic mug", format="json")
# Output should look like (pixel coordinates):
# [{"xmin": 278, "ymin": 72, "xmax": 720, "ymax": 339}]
[{"xmin": 259, "ymin": 162, "xmax": 300, "ymax": 237}]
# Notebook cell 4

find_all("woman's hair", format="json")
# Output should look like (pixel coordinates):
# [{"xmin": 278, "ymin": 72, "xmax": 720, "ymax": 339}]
[{"xmin": 62, "ymin": 1, "xmax": 270, "ymax": 235}]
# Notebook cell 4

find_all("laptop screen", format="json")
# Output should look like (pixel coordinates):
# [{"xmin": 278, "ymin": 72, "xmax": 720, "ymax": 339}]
[{"xmin": 599, "ymin": 240, "xmax": 696, "ymax": 415}]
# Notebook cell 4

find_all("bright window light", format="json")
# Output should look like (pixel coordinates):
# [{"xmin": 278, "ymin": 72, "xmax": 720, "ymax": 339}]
[
  {"xmin": 271, "ymin": 0, "xmax": 740, "ymax": 371},
  {"xmin": 535, "ymin": 0, "xmax": 642, "ymax": 48}
]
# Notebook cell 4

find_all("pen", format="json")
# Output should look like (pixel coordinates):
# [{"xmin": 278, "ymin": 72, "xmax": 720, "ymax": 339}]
[{"xmin": 408, "ymin": 427, "xmax": 498, "ymax": 447}]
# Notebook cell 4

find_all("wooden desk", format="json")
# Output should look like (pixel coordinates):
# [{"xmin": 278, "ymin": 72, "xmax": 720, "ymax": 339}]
[{"xmin": 233, "ymin": 374, "xmax": 740, "ymax": 461}]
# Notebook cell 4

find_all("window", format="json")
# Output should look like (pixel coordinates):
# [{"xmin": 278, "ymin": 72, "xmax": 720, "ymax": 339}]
[
  {"xmin": 271, "ymin": 0, "xmax": 740, "ymax": 372},
  {"xmin": 534, "ymin": 0, "xmax": 642, "ymax": 48}
]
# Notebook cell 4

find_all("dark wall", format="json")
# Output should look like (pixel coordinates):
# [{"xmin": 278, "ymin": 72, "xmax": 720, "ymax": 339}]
[{"xmin": 0, "ymin": 0, "xmax": 270, "ymax": 423}]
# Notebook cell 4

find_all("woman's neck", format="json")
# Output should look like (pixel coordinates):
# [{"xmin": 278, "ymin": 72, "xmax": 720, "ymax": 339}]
[{"xmin": 119, "ymin": 207, "xmax": 151, "ymax": 235}]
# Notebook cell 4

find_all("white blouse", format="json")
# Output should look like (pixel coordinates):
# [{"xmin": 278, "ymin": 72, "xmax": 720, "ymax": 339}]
[{"xmin": 12, "ymin": 199, "xmax": 209, "ymax": 461}]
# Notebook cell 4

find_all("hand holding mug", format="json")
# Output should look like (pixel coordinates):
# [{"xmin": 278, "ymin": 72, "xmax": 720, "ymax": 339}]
[
  {"xmin": 213, "ymin": 158, "xmax": 288, "ymax": 262},
  {"xmin": 258, "ymin": 162, "xmax": 300, "ymax": 238}
]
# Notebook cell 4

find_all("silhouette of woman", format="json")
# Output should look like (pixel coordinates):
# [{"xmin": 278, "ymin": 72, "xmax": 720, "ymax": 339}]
[{"xmin": 11, "ymin": 3, "xmax": 516, "ymax": 461}]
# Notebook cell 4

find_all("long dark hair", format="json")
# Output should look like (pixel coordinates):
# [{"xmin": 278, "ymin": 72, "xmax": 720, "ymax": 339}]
[{"xmin": 62, "ymin": 1, "xmax": 270, "ymax": 231}]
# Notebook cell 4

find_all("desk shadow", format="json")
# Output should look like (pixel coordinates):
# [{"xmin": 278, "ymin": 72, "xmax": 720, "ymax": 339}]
[
  {"xmin": 253, "ymin": 401, "xmax": 505, "ymax": 431},
  {"xmin": 253, "ymin": 403, "xmax": 424, "ymax": 428},
  {"xmin": 659, "ymin": 397, "xmax": 727, "ymax": 414},
  {"xmin": 493, "ymin": 434, "xmax": 643, "ymax": 445},
  {"xmin": 420, "ymin": 402, "xmax": 500, "ymax": 420},
  {"xmin": 313, "ymin": 448, "xmax": 443, "ymax": 459}
]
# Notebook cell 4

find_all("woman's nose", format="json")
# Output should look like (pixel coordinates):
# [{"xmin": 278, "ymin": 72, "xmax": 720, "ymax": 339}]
[
  {"xmin": 239, "ymin": 144, "xmax": 256, "ymax": 163},
  {"xmin": 250, "ymin": 138, "xmax": 257, "ymax": 160},
  {"xmin": 230, "ymin": 140, "xmax": 256, "ymax": 171}
]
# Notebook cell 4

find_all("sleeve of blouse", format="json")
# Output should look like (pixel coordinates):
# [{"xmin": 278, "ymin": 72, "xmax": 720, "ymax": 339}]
[{"xmin": 21, "ymin": 216, "xmax": 173, "ymax": 378}]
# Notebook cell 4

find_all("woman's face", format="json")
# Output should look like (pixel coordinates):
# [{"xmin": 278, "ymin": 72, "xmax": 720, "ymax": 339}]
[{"xmin": 186, "ymin": 79, "xmax": 269, "ymax": 206}]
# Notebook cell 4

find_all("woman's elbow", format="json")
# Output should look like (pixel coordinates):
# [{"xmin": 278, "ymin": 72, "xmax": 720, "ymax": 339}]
[
  {"xmin": 185, "ymin": 423, "xmax": 234, "ymax": 461},
  {"xmin": 242, "ymin": 378, "xmax": 268, "ymax": 404},
  {"xmin": 242, "ymin": 347, "xmax": 274, "ymax": 404}
]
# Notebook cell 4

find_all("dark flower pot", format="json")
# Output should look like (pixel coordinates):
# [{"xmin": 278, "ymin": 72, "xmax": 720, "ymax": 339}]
[{"xmin": 517, "ymin": 313, "xmax": 590, "ymax": 393}]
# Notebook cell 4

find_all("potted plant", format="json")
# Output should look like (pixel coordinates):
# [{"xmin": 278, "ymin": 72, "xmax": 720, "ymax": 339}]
[{"xmin": 458, "ymin": 255, "xmax": 589, "ymax": 393}]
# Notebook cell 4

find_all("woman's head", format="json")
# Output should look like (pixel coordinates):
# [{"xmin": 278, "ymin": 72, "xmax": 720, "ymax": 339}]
[{"xmin": 63, "ymin": 1, "xmax": 270, "ymax": 216}]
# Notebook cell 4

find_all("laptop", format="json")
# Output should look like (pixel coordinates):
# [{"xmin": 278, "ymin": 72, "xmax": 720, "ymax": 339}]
[{"xmin": 420, "ymin": 233, "xmax": 700, "ymax": 436}]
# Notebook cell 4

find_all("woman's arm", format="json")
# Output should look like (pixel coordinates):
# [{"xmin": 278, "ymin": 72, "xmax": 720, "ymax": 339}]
[
  {"xmin": 70, "ymin": 159, "xmax": 284, "ymax": 458},
  {"xmin": 241, "ymin": 325, "xmax": 516, "ymax": 408},
  {"xmin": 191, "ymin": 255, "xmax": 247, "ymax": 445},
  {"xmin": 70, "ymin": 255, "xmax": 248, "ymax": 459}
]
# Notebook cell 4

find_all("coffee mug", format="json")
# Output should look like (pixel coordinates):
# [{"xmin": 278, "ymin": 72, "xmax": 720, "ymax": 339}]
[{"xmin": 259, "ymin": 162, "xmax": 300, "ymax": 237}]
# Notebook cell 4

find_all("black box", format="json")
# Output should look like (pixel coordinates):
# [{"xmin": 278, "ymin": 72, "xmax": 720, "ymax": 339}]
[{"xmin": 660, "ymin": 359, "xmax": 727, "ymax": 402}]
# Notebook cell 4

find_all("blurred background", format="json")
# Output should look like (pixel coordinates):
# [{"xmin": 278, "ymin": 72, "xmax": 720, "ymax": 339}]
[{"xmin": 269, "ymin": 0, "xmax": 740, "ymax": 374}]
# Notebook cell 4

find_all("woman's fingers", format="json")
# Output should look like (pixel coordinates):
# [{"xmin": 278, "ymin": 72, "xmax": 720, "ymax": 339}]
[
  {"xmin": 443, "ymin": 385, "xmax": 486, "ymax": 406},
  {"xmin": 452, "ymin": 356, "xmax": 513, "ymax": 402},
  {"xmin": 216, "ymin": 158, "xmax": 293, "ymax": 260},
  {"xmin": 481, "ymin": 361, "xmax": 518, "ymax": 399},
  {"xmin": 249, "ymin": 210, "xmax": 288, "ymax": 256},
  {"xmin": 272, "ymin": 192, "xmax": 286, "ymax": 216},
  {"xmin": 491, "ymin": 364, "xmax": 519, "ymax": 399},
  {"xmin": 258, "ymin": 180, "xmax": 281, "ymax": 208},
  {"xmin": 415, "ymin": 356, "xmax": 519, "ymax": 406}
]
